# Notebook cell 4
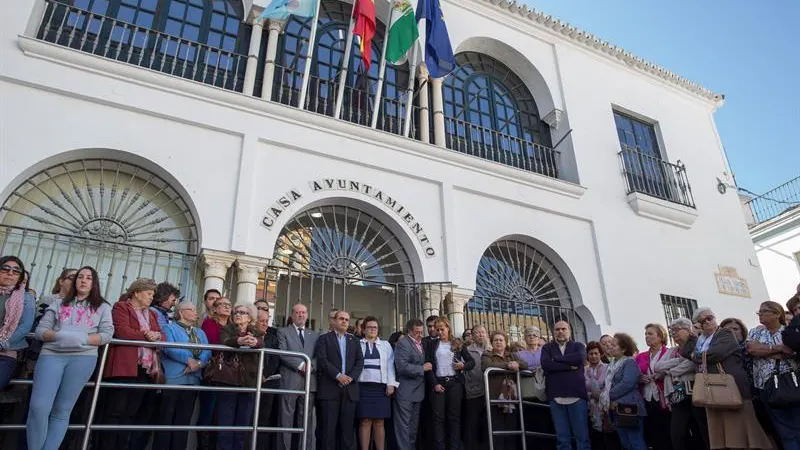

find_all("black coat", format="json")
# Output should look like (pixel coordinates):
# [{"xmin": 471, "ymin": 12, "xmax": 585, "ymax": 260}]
[
  {"xmin": 315, "ymin": 331, "xmax": 364, "ymax": 402},
  {"xmin": 424, "ymin": 338, "xmax": 475, "ymax": 389},
  {"xmin": 262, "ymin": 326, "xmax": 281, "ymax": 385}
]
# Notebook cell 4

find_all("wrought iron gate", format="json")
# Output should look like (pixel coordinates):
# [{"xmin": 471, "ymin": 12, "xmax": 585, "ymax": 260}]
[
  {"xmin": 0, "ymin": 158, "xmax": 200, "ymax": 300},
  {"xmin": 257, "ymin": 265, "xmax": 452, "ymax": 336}
]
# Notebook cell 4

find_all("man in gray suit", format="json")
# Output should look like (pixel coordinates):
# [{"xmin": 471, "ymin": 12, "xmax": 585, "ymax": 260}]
[
  {"xmin": 278, "ymin": 303, "xmax": 318, "ymax": 450},
  {"xmin": 393, "ymin": 318, "xmax": 431, "ymax": 450}
]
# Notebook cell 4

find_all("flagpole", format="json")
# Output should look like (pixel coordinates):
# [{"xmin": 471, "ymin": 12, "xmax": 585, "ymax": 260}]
[
  {"xmin": 298, "ymin": 0, "xmax": 323, "ymax": 110},
  {"xmin": 369, "ymin": 5, "xmax": 394, "ymax": 129},
  {"xmin": 402, "ymin": 44, "xmax": 419, "ymax": 138},
  {"xmin": 334, "ymin": 0, "xmax": 359, "ymax": 119}
]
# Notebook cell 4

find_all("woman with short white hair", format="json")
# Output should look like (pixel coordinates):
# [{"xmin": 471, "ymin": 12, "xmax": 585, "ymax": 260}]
[
  {"xmin": 682, "ymin": 307, "xmax": 771, "ymax": 449},
  {"xmin": 660, "ymin": 318, "xmax": 708, "ymax": 450}
]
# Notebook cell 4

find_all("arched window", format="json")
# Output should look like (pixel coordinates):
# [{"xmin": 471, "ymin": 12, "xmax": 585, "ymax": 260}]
[
  {"xmin": 0, "ymin": 158, "xmax": 200, "ymax": 300},
  {"xmin": 466, "ymin": 239, "xmax": 584, "ymax": 341},
  {"xmin": 443, "ymin": 53, "xmax": 556, "ymax": 175},
  {"xmin": 42, "ymin": 0, "xmax": 247, "ymax": 90},
  {"xmin": 275, "ymin": 0, "xmax": 411, "ymax": 133}
]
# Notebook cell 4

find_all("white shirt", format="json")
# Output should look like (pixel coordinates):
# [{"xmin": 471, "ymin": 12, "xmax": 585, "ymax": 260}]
[{"xmin": 435, "ymin": 342, "xmax": 457, "ymax": 377}]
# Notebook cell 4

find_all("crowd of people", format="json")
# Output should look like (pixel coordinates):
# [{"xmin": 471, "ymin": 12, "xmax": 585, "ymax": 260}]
[{"xmin": 1, "ymin": 255, "xmax": 800, "ymax": 450}]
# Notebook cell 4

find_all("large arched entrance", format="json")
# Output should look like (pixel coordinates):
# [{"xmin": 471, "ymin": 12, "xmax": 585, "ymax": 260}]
[
  {"xmin": 466, "ymin": 239, "xmax": 586, "ymax": 342},
  {"xmin": 0, "ymin": 158, "xmax": 199, "ymax": 300},
  {"xmin": 260, "ymin": 203, "xmax": 444, "ymax": 334}
]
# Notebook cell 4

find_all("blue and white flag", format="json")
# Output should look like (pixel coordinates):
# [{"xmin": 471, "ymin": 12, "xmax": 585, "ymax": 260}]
[
  {"xmin": 259, "ymin": 0, "xmax": 317, "ymax": 20},
  {"xmin": 415, "ymin": 0, "xmax": 455, "ymax": 78}
]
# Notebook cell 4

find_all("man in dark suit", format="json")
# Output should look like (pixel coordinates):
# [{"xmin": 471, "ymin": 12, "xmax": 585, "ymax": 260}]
[
  {"xmin": 315, "ymin": 310, "xmax": 364, "ymax": 450},
  {"xmin": 393, "ymin": 318, "xmax": 429, "ymax": 450},
  {"xmin": 540, "ymin": 320, "xmax": 590, "ymax": 450}
]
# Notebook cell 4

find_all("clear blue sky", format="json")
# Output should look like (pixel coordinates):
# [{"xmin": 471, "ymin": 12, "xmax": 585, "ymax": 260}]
[{"xmin": 522, "ymin": 0, "xmax": 800, "ymax": 195}]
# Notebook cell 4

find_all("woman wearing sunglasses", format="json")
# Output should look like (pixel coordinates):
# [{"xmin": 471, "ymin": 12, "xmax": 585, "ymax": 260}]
[
  {"xmin": 217, "ymin": 304, "xmax": 264, "ymax": 450},
  {"xmin": 0, "ymin": 255, "xmax": 36, "ymax": 390}
]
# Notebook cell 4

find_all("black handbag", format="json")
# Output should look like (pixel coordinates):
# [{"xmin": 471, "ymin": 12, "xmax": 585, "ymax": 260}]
[
  {"xmin": 762, "ymin": 363, "xmax": 800, "ymax": 409},
  {"xmin": 615, "ymin": 403, "xmax": 639, "ymax": 428}
]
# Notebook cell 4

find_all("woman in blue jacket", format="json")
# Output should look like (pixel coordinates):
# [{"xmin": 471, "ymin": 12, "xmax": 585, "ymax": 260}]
[
  {"xmin": 602, "ymin": 332, "xmax": 647, "ymax": 450},
  {"xmin": 154, "ymin": 301, "xmax": 211, "ymax": 450},
  {"xmin": 0, "ymin": 255, "xmax": 36, "ymax": 390}
]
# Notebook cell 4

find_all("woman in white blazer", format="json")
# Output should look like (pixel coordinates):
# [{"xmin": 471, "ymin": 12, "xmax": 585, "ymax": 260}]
[{"xmin": 357, "ymin": 316, "xmax": 399, "ymax": 450}]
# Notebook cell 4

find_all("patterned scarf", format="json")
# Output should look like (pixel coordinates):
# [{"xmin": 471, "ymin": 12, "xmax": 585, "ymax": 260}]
[
  {"xmin": 176, "ymin": 320, "xmax": 201, "ymax": 360},
  {"xmin": 600, "ymin": 356, "xmax": 631, "ymax": 412},
  {"xmin": 133, "ymin": 304, "xmax": 157, "ymax": 375},
  {"xmin": 0, "ymin": 286, "xmax": 25, "ymax": 349}
]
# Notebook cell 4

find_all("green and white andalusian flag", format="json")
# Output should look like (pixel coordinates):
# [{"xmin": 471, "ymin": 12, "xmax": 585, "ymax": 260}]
[{"xmin": 385, "ymin": 0, "xmax": 419, "ymax": 65}]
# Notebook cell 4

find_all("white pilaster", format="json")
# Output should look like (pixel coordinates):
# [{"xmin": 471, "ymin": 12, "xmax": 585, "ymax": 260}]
[
  {"xmin": 417, "ymin": 66, "xmax": 430, "ymax": 144},
  {"xmin": 446, "ymin": 288, "xmax": 473, "ymax": 337},
  {"xmin": 431, "ymin": 77, "xmax": 445, "ymax": 147},
  {"xmin": 243, "ymin": 18, "xmax": 264, "ymax": 96},
  {"xmin": 201, "ymin": 249, "xmax": 237, "ymax": 299},
  {"xmin": 261, "ymin": 20, "xmax": 286, "ymax": 101},
  {"xmin": 235, "ymin": 255, "xmax": 268, "ymax": 307}
]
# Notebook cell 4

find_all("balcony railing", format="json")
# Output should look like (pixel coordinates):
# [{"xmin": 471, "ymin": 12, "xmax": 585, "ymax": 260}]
[
  {"xmin": 744, "ymin": 176, "xmax": 800, "ymax": 225},
  {"xmin": 37, "ymin": 0, "xmax": 246, "ymax": 92},
  {"xmin": 271, "ymin": 65, "xmax": 418, "ymax": 138},
  {"xmin": 444, "ymin": 116, "xmax": 560, "ymax": 178},
  {"xmin": 618, "ymin": 146, "xmax": 695, "ymax": 208}
]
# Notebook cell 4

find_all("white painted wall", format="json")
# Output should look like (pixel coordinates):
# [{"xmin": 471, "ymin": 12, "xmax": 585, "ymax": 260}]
[
  {"xmin": 0, "ymin": 1, "xmax": 769, "ymax": 340},
  {"xmin": 752, "ymin": 214, "xmax": 800, "ymax": 303}
]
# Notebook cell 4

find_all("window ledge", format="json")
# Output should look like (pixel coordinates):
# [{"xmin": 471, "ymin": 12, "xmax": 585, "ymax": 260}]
[
  {"xmin": 16, "ymin": 36, "xmax": 587, "ymax": 200},
  {"xmin": 626, "ymin": 192, "xmax": 698, "ymax": 229}
]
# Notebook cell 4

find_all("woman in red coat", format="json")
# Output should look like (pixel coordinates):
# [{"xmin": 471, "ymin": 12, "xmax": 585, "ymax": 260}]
[{"xmin": 98, "ymin": 278, "xmax": 162, "ymax": 450}]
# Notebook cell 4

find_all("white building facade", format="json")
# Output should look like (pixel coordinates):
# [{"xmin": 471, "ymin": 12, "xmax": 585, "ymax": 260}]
[
  {"xmin": 0, "ymin": 0, "xmax": 768, "ymax": 340},
  {"xmin": 746, "ymin": 178, "xmax": 800, "ymax": 303}
]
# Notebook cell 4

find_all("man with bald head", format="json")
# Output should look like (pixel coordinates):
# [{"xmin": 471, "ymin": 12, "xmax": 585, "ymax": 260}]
[
  {"xmin": 278, "ymin": 303, "xmax": 318, "ymax": 450},
  {"xmin": 540, "ymin": 320, "xmax": 590, "ymax": 450}
]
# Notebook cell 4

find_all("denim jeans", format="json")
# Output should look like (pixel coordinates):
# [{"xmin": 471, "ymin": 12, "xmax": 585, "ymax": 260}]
[
  {"xmin": 762, "ymin": 399, "xmax": 800, "ymax": 450},
  {"xmin": 549, "ymin": 399, "xmax": 590, "ymax": 450},
  {"xmin": 614, "ymin": 416, "xmax": 647, "ymax": 450},
  {"xmin": 26, "ymin": 354, "xmax": 96, "ymax": 450},
  {"xmin": 0, "ymin": 355, "xmax": 18, "ymax": 390}
]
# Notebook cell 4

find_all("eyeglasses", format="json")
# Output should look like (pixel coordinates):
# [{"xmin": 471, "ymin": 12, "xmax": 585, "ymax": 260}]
[
  {"xmin": 0, "ymin": 265, "xmax": 22, "ymax": 275},
  {"xmin": 364, "ymin": 326, "xmax": 378, "ymax": 330},
  {"xmin": 216, "ymin": 303, "xmax": 232, "ymax": 308},
  {"xmin": 233, "ymin": 310, "xmax": 250, "ymax": 316},
  {"xmin": 698, "ymin": 316, "xmax": 715, "ymax": 324},
  {"xmin": 257, "ymin": 307, "xmax": 269, "ymax": 312},
  {"xmin": 757, "ymin": 309, "xmax": 777, "ymax": 316}
]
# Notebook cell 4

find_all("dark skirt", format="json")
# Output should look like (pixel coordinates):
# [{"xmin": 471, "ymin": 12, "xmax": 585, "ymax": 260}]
[{"xmin": 357, "ymin": 382, "xmax": 391, "ymax": 419}]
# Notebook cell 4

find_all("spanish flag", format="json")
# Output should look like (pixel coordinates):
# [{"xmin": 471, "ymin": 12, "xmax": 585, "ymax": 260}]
[{"xmin": 352, "ymin": 0, "xmax": 376, "ymax": 70}]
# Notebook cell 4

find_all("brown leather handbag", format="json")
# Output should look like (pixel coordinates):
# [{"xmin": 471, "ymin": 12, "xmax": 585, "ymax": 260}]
[
  {"xmin": 692, "ymin": 351, "xmax": 742, "ymax": 409},
  {"xmin": 204, "ymin": 352, "xmax": 244, "ymax": 386}
]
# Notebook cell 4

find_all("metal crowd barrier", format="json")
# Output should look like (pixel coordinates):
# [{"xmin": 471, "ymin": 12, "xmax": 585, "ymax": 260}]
[
  {"xmin": 2, "ymin": 338, "xmax": 313, "ymax": 450},
  {"xmin": 483, "ymin": 367, "xmax": 557, "ymax": 450}
]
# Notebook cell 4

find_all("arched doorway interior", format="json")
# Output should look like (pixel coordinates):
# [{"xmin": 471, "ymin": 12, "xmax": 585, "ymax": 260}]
[
  {"xmin": 0, "ymin": 158, "xmax": 199, "ymax": 300},
  {"xmin": 467, "ymin": 239, "xmax": 585, "ymax": 342},
  {"xmin": 260, "ymin": 204, "xmax": 437, "ymax": 334}
]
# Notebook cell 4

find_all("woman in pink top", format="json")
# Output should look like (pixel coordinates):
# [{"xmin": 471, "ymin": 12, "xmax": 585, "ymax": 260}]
[
  {"xmin": 200, "ymin": 297, "xmax": 231, "ymax": 344},
  {"xmin": 635, "ymin": 323, "xmax": 672, "ymax": 450}
]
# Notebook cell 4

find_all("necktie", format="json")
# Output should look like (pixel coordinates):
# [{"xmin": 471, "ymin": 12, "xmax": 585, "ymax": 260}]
[{"xmin": 298, "ymin": 328, "xmax": 305, "ymax": 346}]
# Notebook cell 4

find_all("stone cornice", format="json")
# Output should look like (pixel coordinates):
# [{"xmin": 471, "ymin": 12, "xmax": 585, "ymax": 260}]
[{"xmin": 466, "ymin": 0, "xmax": 725, "ymax": 107}]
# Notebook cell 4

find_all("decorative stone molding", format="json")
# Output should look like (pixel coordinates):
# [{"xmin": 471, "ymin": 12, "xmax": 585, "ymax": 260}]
[
  {"xmin": 267, "ymin": 19, "xmax": 287, "ymax": 33},
  {"xmin": 201, "ymin": 249, "xmax": 237, "ymax": 280},
  {"xmin": 469, "ymin": 0, "xmax": 724, "ymax": 106},
  {"xmin": 625, "ymin": 192, "xmax": 699, "ymax": 229},
  {"xmin": 542, "ymin": 108, "xmax": 564, "ymax": 130},
  {"xmin": 235, "ymin": 255, "xmax": 269, "ymax": 284}
]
